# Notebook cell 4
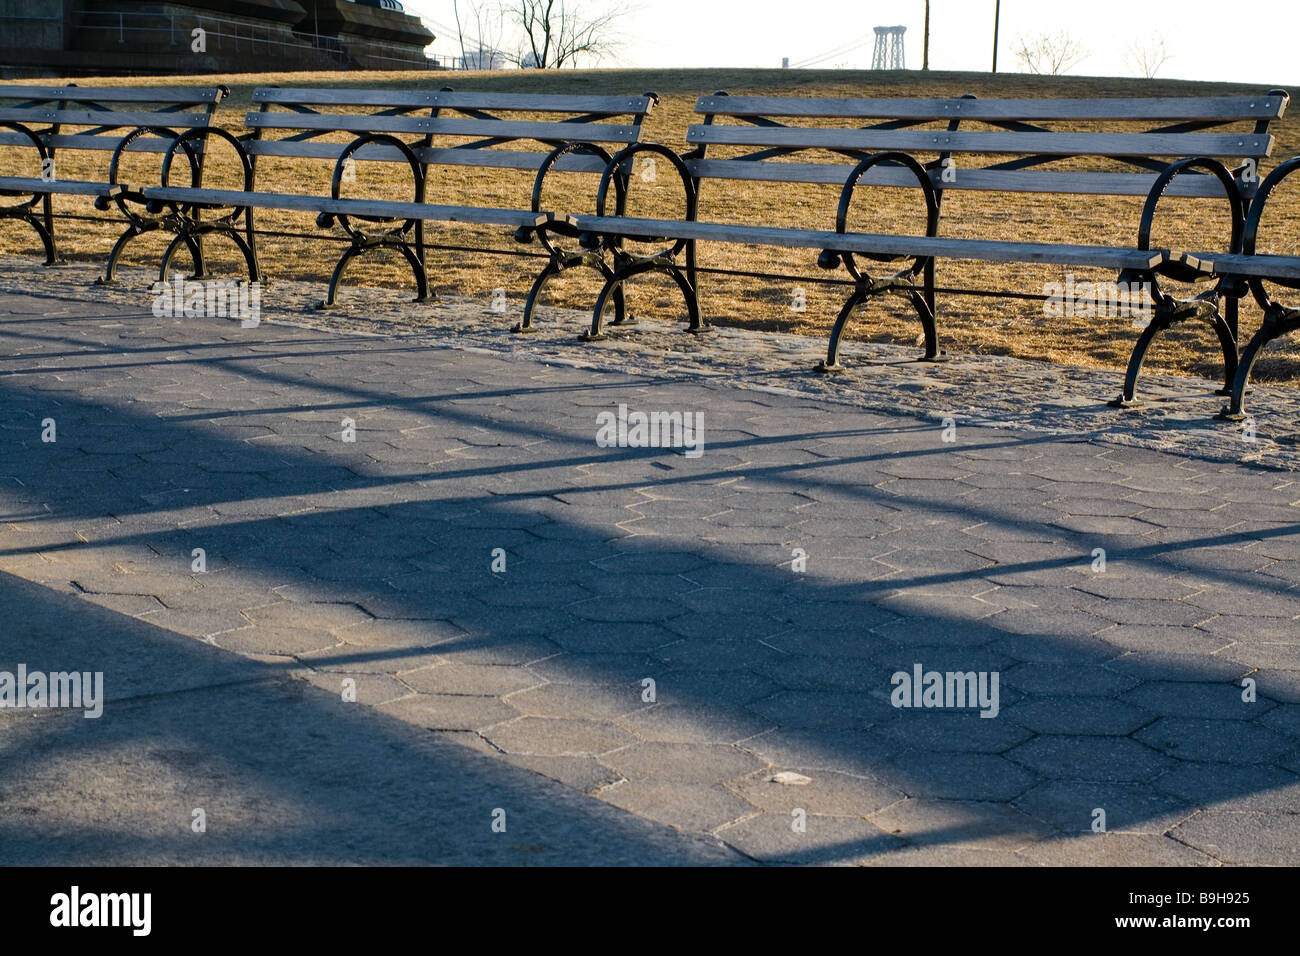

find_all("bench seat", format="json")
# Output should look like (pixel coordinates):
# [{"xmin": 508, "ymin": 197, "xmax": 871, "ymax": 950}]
[
  {"xmin": 0, "ymin": 177, "xmax": 124, "ymax": 198},
  {"xmin": 567, "ymin": 214, "xmax": 1167, "ymax": 272},
  {"xmin": 139, "ymin": 186, "xmax": 551, "ymax": 229},
  {"xmin": 1177, "ymin": 250, "xmax": 1300, "ymax": 282}
]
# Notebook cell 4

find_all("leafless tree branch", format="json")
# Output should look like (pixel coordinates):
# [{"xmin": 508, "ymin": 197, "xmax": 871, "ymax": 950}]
[
  {"xmin": 1124, "ymin": 36, "xmax": 1172, "ymax": 79},
  {"xmin": 505, "ymin": 0, "xmax": 623, "ymax": 69},
  {"xmin": 1013, "ymin": 31, "xmax": 1089, "ymax": 76}
]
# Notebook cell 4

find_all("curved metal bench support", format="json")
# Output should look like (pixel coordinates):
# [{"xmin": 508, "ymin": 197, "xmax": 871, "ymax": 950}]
[
  {"xmin": 316, "ymin": 132, "xmax": 427, "ymax": 309},
  {"xmin": 815, "ymin": 151, "xmax": 941, "ymax": 373},
  {"xmin": 582, "ymin": 249, "xmax": 702, "ymax": 342},
  {"xmin": 1112, "ymin": 278, "xmax": 1241, "ymax": 409},
  {"xmin": 0, "ymin": 121, "xmax": 57, "ymax": 265},
  {"xmin": 1221, "ymin": 155, "xmax": 1300, "ymax": 420},
  {"xmin": 582, "ymin": 142, "xmax": 704, "ymax": 342},
  {"xmin": 514, "ymin": 140, "xmax": 626, "ymax": 332},
  {"xmin": 1112, "ymin": 156, "xmax": 1245, "ymax": 407},
  {"xmin": 144, "ymin": 127, "xmax": 260, "ymax": 287},
  {"xmin": 98, "ymin": 125, "xmax": 199, "ymax": 285}
]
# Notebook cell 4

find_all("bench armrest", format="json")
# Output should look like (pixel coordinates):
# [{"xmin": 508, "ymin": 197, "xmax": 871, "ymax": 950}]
[
  {"xmin": 581, "ymin": 143, "xmax": 698, "ymax": 259},
  {"xmin": 518, "ymin": 141, "xmax": 618, "ymax": 248},
  {"xmin": 821, "ymin": 151, "xmax": 941, "ymax": 279},
  {"xmin": 1242, "ymin": 155, "xmax": 1300, "ymax": 303},
  {"xmin": 1139, "ymin": 156, "xmax": 1245, "ymax": 284}
]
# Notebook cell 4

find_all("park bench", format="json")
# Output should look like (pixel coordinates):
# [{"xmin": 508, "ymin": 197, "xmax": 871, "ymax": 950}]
[
  {"xmin": 1170, "ymin": 154, "xmax": 1300, "ymax": 420},
  {"xmin": 122, "ymin": 87, "xmax": 657, "ymax": 310},
  {"xmin": 0, "ymin": 84, "xmax": 227, "ymax": 268},
  {"xmin": 564, "ymin": 90, "xmax": 1288, "ymax": 407}
]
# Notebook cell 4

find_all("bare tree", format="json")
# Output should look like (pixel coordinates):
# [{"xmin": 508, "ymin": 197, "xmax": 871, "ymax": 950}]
[
  {"xmin": 1013, "ymin": 31, "xmax": 1089, "ymax": 75},
  {"xmin": 452, "ymin": 0, "xmax": 507, "ymax": 69},
  {"xmin": 1125, "ymin": 36, "xmax": 1172, "ymax": 79},
  {"xmin": 507, "ymin": 0, "xmax": 622, "ymax": 69}
]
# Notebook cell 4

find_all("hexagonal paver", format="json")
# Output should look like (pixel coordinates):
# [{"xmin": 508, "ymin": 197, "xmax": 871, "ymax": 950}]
[
  {"xmin": 716, "ymin": 811, "xmax": 903, "ymax": 864},
  {"xmin": 336, "ymin": 618, "xmax": 466, "ymax": 648},
  {"xmin": 242, "ymin": 601, "xmax": 374, "ymax": 632},
  {"xmin": 1170, "ymin": 812, "xmax": 1300, "ymax": 864},
  {"xmin": 600, "ymin": 742, "xmax": 763, "ymax": 784},
  {"xmin": 214, "ymin": 626, "xmax": 339, "ymax": 657},
  {"xmin": 1003, "ymin": 662, "xmax": 1137, "ymax": 697},
  {"xmin": 507, "ymin": 683, "xmax": 647, "ymax": 720},
  {"xmin": 484, "ymin": 716, "xmax": 636, "ymax": 756},
  {"xmin": 870, "ymin": 797, "xmax": 1055, "ymax": 850},
  {"xmin": 378, "ymin": 693, "xmax": 518, "ymax": 732},
  {"xmin": 727, "ymin": 768, "xmax": 903, "ymax": 817},
  {"xmin": 884, "ymin": 752, "xmax": 1037, "ymax": 801},
  {"xmin": 1006, "ymin": 696, "xmax": 1153, "ymax": 736},
  {"xmin": 1122, "ymin": 681, "xmax": 1273, "ymax": 720},
  {"xmin": 1013, "ymin": 781, "xmax": 1190, "ymax": 834},
  {"xmin": 619, "ymin": 703, "xmax": 775, "ymax": 744},
  {"xmin": 1008, "ymin": 735, "xmax": 1175, "ymax": 782},
  {"xmin": 401, "ymin": 662, "xmax": 541, "ymax": 697},
  {"xmin": 600, "ymin": 781, "xmax": 755, "ymax": 832},
  {"xmin": 1135, "ymin": 718, "xmax": 1293, "ymax": 764},
  {"xmin": 1098, "ymin": 625, "xmax": 1229, "ymax": 654},
  {"xmin": 296, "ymin": 670, "xmax": 409, "ymax": 706},
  {"xmin": 1015, "ymin": 833, "xmax": 1213, "ymax": 866},
  {"xmin": 747, "ymin": 690, "xmax": 888, "ymax": 730},
  {"xmin": 877, "ymin": 711, "xmax": 1034, "ymax": 752}
]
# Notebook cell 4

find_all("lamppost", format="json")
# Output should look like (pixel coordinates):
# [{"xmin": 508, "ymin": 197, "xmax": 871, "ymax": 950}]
[
  {"xmin": 992, "ymin": 0, "xmax": 1001, "ymax": 72},
  {"xmin": 922, "ymin": 0, "xmax": 930, "ymax": 71}
]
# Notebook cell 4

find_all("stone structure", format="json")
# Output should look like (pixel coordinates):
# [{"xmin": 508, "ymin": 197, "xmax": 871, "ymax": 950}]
[{"xmin": 0, "ymin": 0, "xmax": 437, "ymax": 77}]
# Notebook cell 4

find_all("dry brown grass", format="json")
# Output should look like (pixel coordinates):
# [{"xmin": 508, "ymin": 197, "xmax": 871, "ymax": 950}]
[{"xmin": 3, "ymin": 67, "xmax": 1299, "ymax": 384}]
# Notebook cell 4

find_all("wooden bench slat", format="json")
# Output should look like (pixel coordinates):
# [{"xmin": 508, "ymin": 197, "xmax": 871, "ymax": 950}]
[
  {"xmin": 686, "ymin": 125, "xmax": 1274, "ymax": 158},
  {"xmin": 696, "ymin": 94, "xmax": 1288, "ymax": 122},
  {"xmin": 0, "ymin": 132, "xmax": 178, "ymax": 152},
  {"xmin": 413, "ymin": 147, "xmax": 609, "ymax": 173},
  {"xmin": 0, "ymin": 86, "xmax": 225, "ymax": 104},
  {"xmin": 1178, "ymin": 251, "xmax": 1300, "ymax": 281},
  {"xmin": 137, "ymin": 185, "xmax": 551, "ymax": 227},
  {"xmin": 429, "ymin": 92, "xmax": 654, "ymax": 115},
  {"xmin": 0, "ymin": 176, "xmax": 123, "ymax": 197},
  {"xmin": 245, "ymin": 139, "xmax": 609, "ymax": 172},
  {"xmin": 251, "ymin": 88, "xmax": 437, "ymax": 108},
  {"xmin": 244, "ymin": 139, "xmax": 402, "ymax": 160},
  {"xmin": 685, "ymin": 158, "xmax": 1243, "ymax": 197},
  {"xmin": 246, "ymin": 112, "xmax": 641, "ymax": 142},
  {"xmin": 252, "ymin": 87, "xmax": 653, "ymax": 115},
  {"xmin": 0, "ymin": 109, "xmax": 211, "ymax": 127},
  {"xmin": 567, "ymin": 214, "xmax": 1166, "ymax": 270}
]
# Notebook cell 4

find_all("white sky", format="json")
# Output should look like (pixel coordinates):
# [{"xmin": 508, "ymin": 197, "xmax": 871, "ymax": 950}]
[{"xmin": 405, "ymin": 0, "xmax": 1300, "ymax": 86}]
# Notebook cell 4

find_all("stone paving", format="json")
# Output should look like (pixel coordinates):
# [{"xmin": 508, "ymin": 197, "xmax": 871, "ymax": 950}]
[
  {"xmin": 7, "ymin": 258, "xmax": 1296, "ymax": 469},
  {"xmin": 2, "ymin": 265, "xmax": 1300, "ymax": 865}
]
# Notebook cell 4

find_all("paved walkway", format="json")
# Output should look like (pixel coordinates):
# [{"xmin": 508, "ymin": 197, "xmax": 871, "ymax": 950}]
[{"xmin": 2, "ymin": 271, "xmax": 1299, "ymax": 865}]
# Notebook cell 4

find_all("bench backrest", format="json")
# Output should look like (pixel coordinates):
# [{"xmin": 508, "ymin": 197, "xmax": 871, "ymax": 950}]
[
  {"xmin": 0, "ymin": 85, "xmax": 228, "ymax": 159},
  {"xmin": 243, "ymin": 87, "xmax": 657, "ymax": 179},
  {"xmin": 685, "ymin": 92, "xmax": 1290, "ymax": 201}
]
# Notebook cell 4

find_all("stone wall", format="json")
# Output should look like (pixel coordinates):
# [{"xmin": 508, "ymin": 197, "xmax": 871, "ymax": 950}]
[{"xmin": 0, "ymin": 0, "xmax": 437, "ymax": 77}]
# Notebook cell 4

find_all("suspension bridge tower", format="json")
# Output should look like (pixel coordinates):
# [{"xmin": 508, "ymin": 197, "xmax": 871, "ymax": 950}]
[{"xmin": 870, "ymin": 25, "xmax": 906, "ymax": 70}]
